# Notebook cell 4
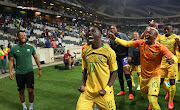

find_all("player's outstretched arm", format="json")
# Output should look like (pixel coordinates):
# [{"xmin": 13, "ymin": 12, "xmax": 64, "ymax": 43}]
[
  {"xmin": 108, "ymin": 32, "xmax": 133, "ymax": 47},
  {"xmin": 78, "ymin": 69, "xmax": 87, "ymax": 93},
  {"xmin": 98, "ymin": 71, "xmax": 118, "ymax": 96}
]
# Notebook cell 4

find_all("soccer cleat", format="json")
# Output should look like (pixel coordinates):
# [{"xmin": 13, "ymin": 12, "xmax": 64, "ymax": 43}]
[
  {"xmin": 148, "ymin": 104, "xmax": 152, "ymax": 110},
  {"xmin": 168, "ymin": 101, "xmax": 174, "ymax": 109},
  {"xmin": 23, "ymin": 108, "xmax": 27, "ymax": 110},
  {"xmin": 129, "ymin": 94, "xmax": 134, "ymax": 100},
  {"xmin": 165, "ymin": 92, "xmax": 169, "ymax": 101},
  {"xmin": 136, "ymin": 85, "xmax": 140, "ymax": 90},
  {"xmin": 117, "ymin": 91, "xmax": 125, "ymax": 96},
  {"xmin": 132, "ymin": 84, "xmax": 136, "ymax": 87}
]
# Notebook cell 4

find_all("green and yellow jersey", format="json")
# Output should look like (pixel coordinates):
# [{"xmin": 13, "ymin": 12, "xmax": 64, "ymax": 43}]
[
  {"xmin": 82, "ymin": 44, "xmax": 118, "ymax": 96},
  {"xmin": 156, "ymin": 34, "xmax": 180, "ymax": 68}
]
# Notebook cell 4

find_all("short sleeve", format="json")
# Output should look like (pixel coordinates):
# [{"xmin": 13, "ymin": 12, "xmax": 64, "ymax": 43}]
[
  {"xmin": 108, "ymin": 50, "xmax": 118, "ymax": 72},
  {"xmin": 9, "ymin": 48, "xmax": 14, "ymax": 57},
  {"xmin": 32, "ymin": 46, "xmax": 36, "ymax": 55}
]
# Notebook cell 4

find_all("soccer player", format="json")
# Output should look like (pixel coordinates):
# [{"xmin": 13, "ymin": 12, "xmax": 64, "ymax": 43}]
[
  {"xmin": 156, "ymin": 24, "xmax": 180, "ymax": 109},
  {"xmin": 9, "ymin": 31, "xmax": 42, "ymax": 110},
  {"xmin": 130, "ymin": 32, "xmax": 141, "ymax": 90},
  {"xmin": 140, "ymin": 20, "xmax": 161, "ymax": 40},
  {"xmin": 108, "ymin": 27, "xmax": 177, "ymax": 110},
  {"xmin": 109, "ymin": 25, "xmax": 134, "ymax": 100},
  {"xmin": 76, "ymin": 26, "xmax": 118, "ymax": 110}
]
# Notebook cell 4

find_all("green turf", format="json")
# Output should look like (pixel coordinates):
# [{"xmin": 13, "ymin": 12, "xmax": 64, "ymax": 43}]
[{"xmin": 0, "ymin": 65, "xmax": 180, "ymax": 110}]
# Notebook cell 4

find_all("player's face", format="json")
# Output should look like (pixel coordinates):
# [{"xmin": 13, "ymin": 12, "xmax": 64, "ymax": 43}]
[
  {"xmin": 110, "ymin": 26, "xmax": 117, "ymax": 33},
  {"xmin": 163, "ymin": 26, "xmax": 172, "ymax": 36},
  {"xmin": 145, "ymin": 28, "xmax": 157, "ymax": 45},
  {"xmin": 133, "ymin": 32, "xmax": 139, "ymax": 40},
  {"xmin": 86, "ymin": 33, "xmax": 92, "ymax": 45},
  {"xmin": 17, "ymin": 32, "xmax": 27, "ymax": 43},
  {"xmin": 87, "ymin": 27, "xmax": 101, "ymax": 45}
]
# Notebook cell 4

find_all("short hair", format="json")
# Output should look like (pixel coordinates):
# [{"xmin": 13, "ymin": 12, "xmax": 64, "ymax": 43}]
[
  {"xmin": 17, "ymin": 30, "xmax": 26, "ymax": 37},
  {"xmin": 163, "ymin": 24, "xmax": 172, "ymax": 28},
  {"xmin": 90, "ymin": 25, "xmax": 102, "ymax": 34},
  {"xmin": 148, "ymin": 27, "xmax": 159, "ymax": 35}
]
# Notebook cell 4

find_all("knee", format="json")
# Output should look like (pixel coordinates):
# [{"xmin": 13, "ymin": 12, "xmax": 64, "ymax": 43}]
[
  {"xmin": 27, "ymin": 88, "xmax": 33, "ymax": 94},
  {"xmin": 123, "ymin": 66, "xmax": 130, "ymax": 73},
  {"xmin": 19, "ymin": 90, "xmax": 25, "ymax": 95}
]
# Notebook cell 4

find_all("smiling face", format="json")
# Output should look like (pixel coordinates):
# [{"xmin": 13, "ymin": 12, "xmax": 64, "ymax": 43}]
[
  {"xmin": 17, "ymin": 32, "xmax": 27, "ymax": 43},
  {"xmin": 144, "ymin": 28, "xmax": 158, "ymax": 45},
  {"xmin": 87, "ymin": 26, "xmax": 102, "ymax": 45},
  {"xmin": 163, "ymin": 25, "xmax": 172, "ymax": 37}
]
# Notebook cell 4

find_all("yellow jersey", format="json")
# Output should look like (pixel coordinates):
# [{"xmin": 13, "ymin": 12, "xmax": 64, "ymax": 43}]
[
  {"xmin": 82, "ymin": 44, "xmax": 118, "ymax": 96},
  {"xmin": 156, "ymin": 34, "xmax": 180, "ymax": 68}
]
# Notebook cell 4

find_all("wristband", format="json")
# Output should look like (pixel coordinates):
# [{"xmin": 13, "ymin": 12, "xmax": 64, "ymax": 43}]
[{"xmin": 104, "ymin": 85, "xmax": 110, "ymax": 92}]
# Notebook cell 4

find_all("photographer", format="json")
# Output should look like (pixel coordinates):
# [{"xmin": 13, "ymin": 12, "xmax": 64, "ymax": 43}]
[{"xmin": 63, "ymin": 50, "xmax": 76, "ymax": 69}]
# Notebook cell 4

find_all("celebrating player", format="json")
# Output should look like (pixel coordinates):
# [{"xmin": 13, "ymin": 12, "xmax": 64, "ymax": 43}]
[
  {"xmin": 108, "ymin": 27, "xmax": 177, "ymax": 110},
  {"xmin": 76, "ymin": 26, "xmax": 118, "ymax": 110}
]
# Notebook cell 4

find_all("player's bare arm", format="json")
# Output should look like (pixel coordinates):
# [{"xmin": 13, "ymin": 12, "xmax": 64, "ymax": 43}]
[
  {"xmin": 78, "ymin": 68, "xmax": 87, "ymax": 93},
  {"xmin": 9, "ymin": 57, "xmax": 14, "ymax": 80},
  {"xmin": 98, "ymin": 71, "xmax": 118, "ymax": 96},
  {"xmin": 33, "ymin": 54, "xmax": 42, "ymax": 77}
]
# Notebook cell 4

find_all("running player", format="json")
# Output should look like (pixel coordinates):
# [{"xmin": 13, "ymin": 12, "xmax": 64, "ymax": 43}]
[
  {"xmin": 108, "ymin": 27, "xmax": 177, "ymax": 110},
  {"xmin": 156, "ymin": 24, "xmax": 180, "ymax": 109},
  {"xmin": 77, "ymin": 26, "xmax": 118, "ymax": 110}
]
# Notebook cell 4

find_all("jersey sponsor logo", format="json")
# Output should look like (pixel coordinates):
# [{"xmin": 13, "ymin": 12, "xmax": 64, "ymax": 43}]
[{"xmin": 17, "ymin": 50, "xmax": 20, "ymax": 52}]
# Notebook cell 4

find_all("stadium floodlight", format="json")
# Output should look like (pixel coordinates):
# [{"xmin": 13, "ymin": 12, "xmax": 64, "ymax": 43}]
[
  {"xmin": 44, "ymin": 2, "xmax": 46, "ymax": 3},
  {"xmin": 56, "ymin": 15, "xmax": 61, "ymax": 18}
]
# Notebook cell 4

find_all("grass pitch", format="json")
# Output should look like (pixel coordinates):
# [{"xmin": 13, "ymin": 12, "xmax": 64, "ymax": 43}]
[{"xmin": 0, "ymin": 65, "xmax": 180, "ymax": 110}]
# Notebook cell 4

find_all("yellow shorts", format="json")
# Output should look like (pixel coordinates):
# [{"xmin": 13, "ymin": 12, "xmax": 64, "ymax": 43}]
[
  {"xmin": 131, "ymin": 65, "xmax": 141, "ymax": 73},
  {"xmin": 160, "ymin": 63, "xmax": 178, "ymax": 79},
  {"xmin": 140, "ymin": 76, "xmax": 160, "ymax": 96},
  {"xmin": 76, "ymin": 91, "xmax": 116, "ymax": 110}
]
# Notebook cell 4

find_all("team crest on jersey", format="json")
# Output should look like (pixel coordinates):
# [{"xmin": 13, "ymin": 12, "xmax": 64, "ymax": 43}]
[
  {"xmin": 27, "ymin": 49, "xmax": 30, "ymax": 52},
  {"xmin": 153, "ymin": 52, "xmax": 156, "ymax": 55},
  {"xmin": 98, "ymin": 56, "xmax": 102, "ymax": 60},
  {"xmin": 17, "ymin": 50, "xmax": 20, "ymax": 52},
  {"xmin": 86, "ymin": 56, "xmax": 88, "ymax": 59}
]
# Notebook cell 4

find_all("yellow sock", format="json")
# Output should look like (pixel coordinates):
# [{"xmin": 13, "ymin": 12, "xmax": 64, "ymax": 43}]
[
  {"xmin": 130, "ymin": 73, "xmax": 135, "ymax": 86},
  {"xmin": 160, "ymin": 82, "xmax": 170, "ymax": 92},
  {"xmin": 169, "ymin": 85, "xmax": 176, "ymax": 102},
  {"xmin": 138, "ymin": 75, "xmax": 141, "ymax": 86},
  {"xmin": 148, "ymin": 95, "xmax": 161, "ymax": 110}
]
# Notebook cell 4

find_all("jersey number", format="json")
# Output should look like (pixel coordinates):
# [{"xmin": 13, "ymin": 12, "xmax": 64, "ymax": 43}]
[{"xmin": 90, "ymin": 64, "xmax": 95, "ymax": 73}]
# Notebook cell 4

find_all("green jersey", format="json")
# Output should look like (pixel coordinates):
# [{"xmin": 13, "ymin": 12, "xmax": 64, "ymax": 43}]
[{"xmin": 9, "ymin": 43, "xmax": 36, "ymax": 74}]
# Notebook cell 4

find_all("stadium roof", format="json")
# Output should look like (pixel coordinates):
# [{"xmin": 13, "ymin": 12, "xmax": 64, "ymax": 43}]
[{"xmin": 77, "ymin": 0, "xmax": 180, "ymax": 18}]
